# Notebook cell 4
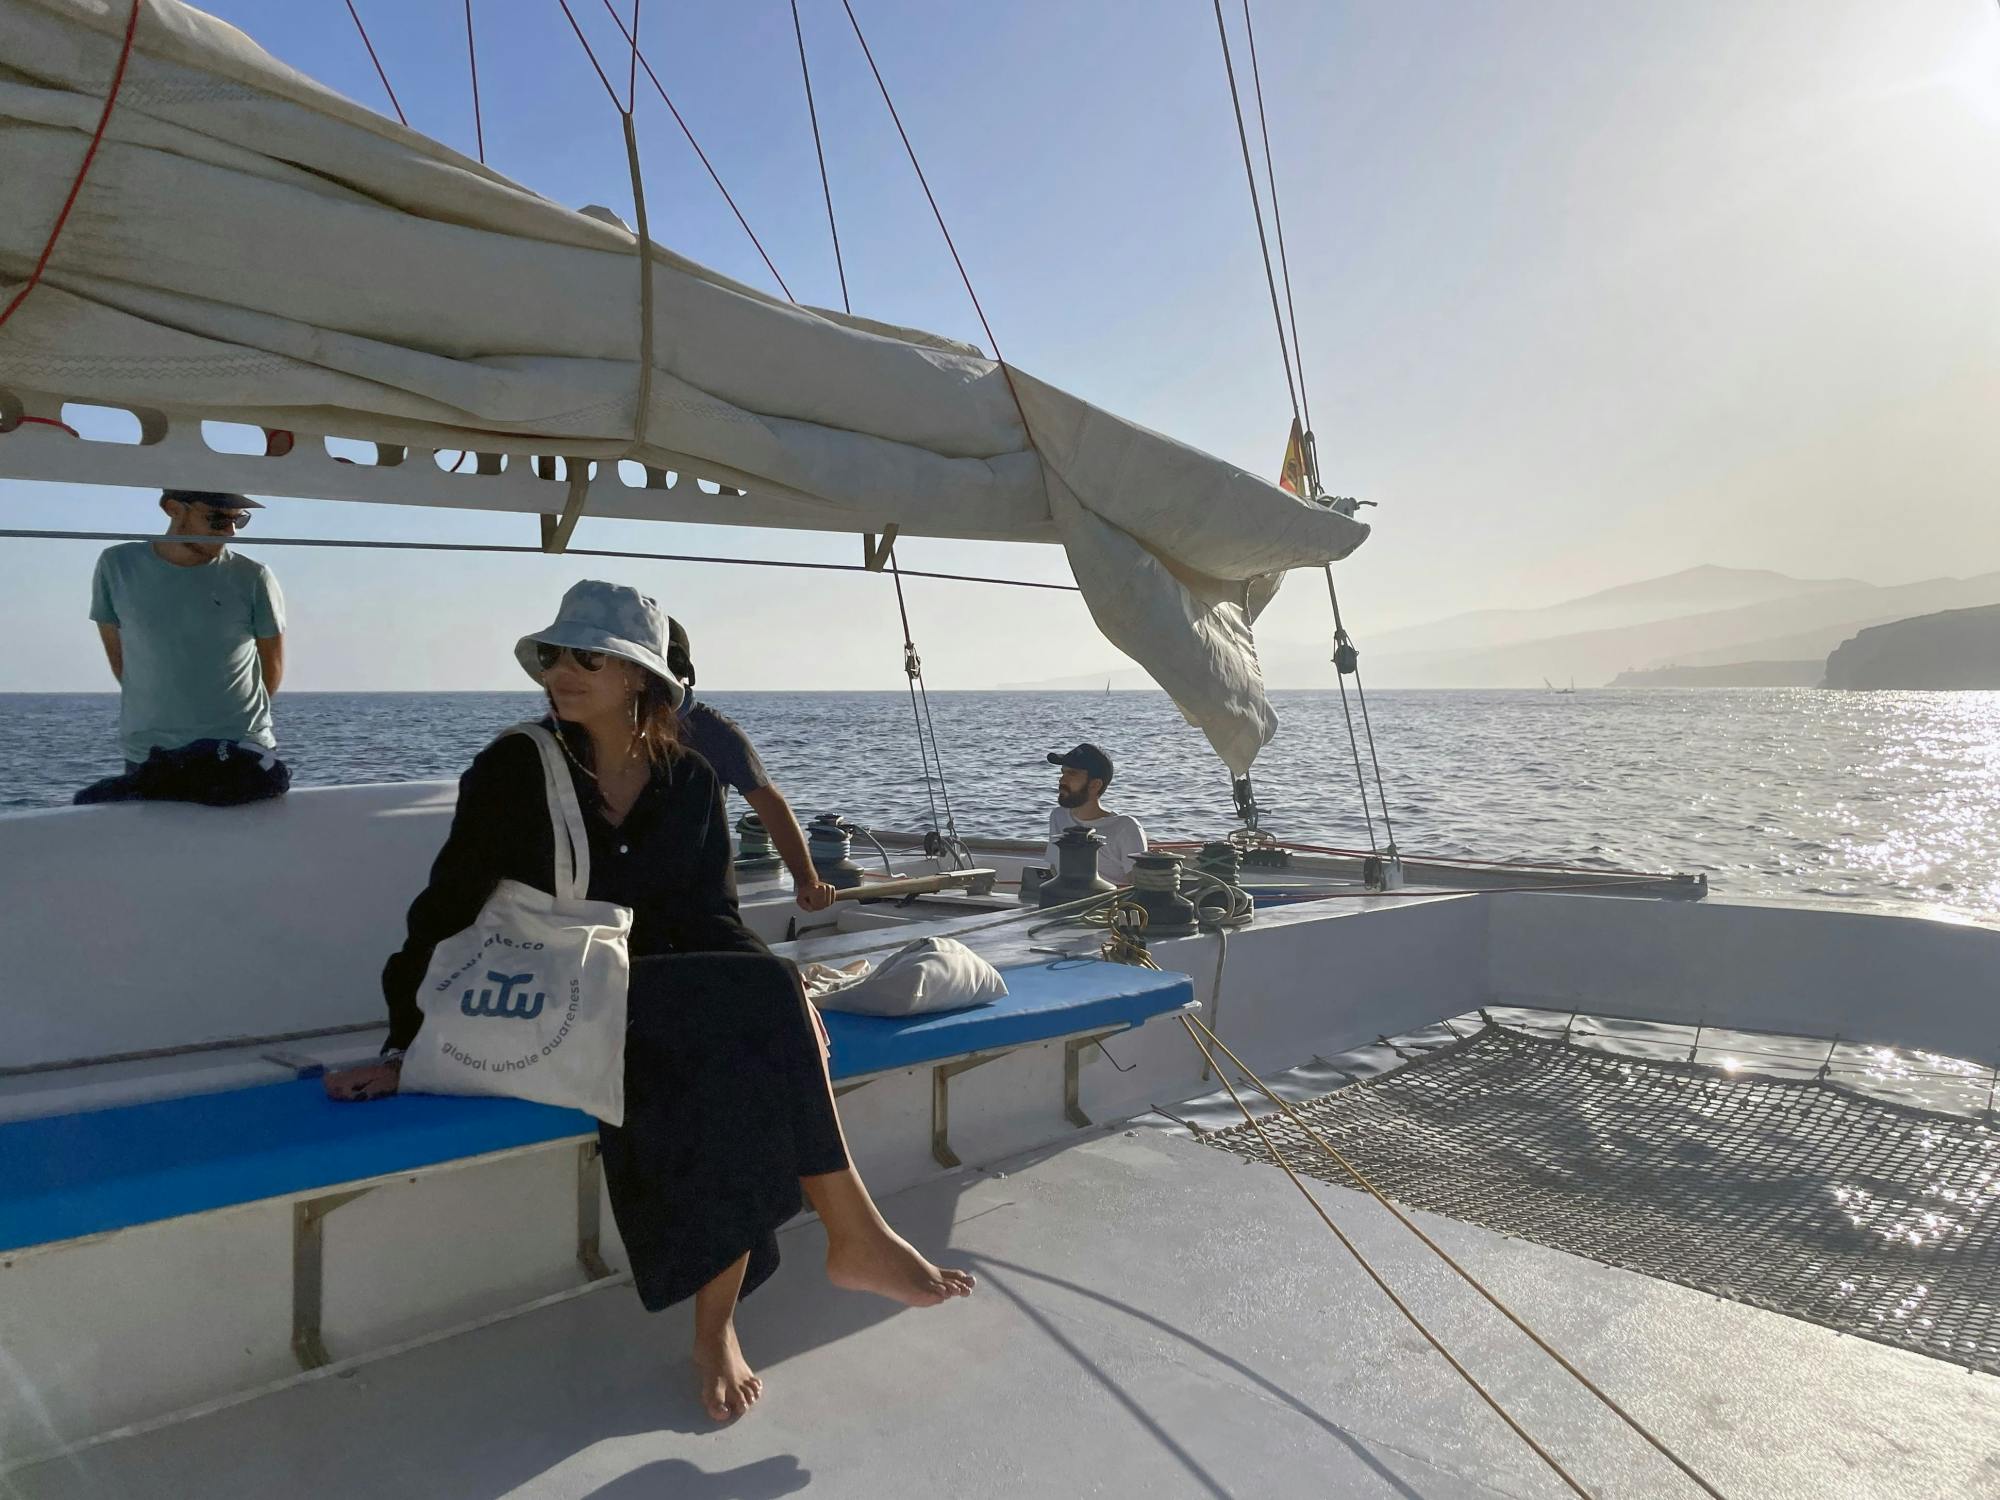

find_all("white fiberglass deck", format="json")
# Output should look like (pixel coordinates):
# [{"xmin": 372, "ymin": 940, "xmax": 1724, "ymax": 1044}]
[{"xmin": 9, "ymin": 1126, "xmax": 1997, "ymax": 1500}]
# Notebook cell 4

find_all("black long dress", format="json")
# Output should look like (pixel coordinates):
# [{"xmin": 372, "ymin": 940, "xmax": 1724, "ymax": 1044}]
[{"xmin": 381, "ymin": 725, "xmax": 848, "ymax": 1309}]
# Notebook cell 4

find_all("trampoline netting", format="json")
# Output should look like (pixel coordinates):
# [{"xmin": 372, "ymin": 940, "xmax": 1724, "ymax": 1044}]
[{"xmin": 1205, "ymin": 1022, "xmax": 2000, "ymax": 1373}]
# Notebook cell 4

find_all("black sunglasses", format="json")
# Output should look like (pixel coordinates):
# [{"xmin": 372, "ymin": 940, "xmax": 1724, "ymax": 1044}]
[
  {"xmin": 535, "ymin": 643, "xmax": 607, "ymax": 673},
  {"xmin": 194, "ymin": 506, "xmax": 251, "ymax": 531}
]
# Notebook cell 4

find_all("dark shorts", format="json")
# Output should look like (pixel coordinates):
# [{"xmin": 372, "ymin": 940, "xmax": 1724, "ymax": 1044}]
[{"xmin": 75, "ymin": 739, "xmax": 291, "ymax": 807}]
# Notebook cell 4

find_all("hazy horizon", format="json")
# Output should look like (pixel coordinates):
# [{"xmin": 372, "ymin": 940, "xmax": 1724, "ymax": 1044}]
[{"xmin": 3, "ymin": 0, "xmax": 1995, "ymax": 695}]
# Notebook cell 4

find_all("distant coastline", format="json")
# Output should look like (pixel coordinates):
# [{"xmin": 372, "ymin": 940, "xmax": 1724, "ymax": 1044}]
[
  {"xmin": 1823, "ymin": 605, "xmax": 2000, "ymax": 690},
  {"xmin": 1608, "ymin": 603, "xmax": 2000, "ymax": 690},
  {"xmin": 1609, "ymin": 661, "xmax": 1822, "ymax": 688}
]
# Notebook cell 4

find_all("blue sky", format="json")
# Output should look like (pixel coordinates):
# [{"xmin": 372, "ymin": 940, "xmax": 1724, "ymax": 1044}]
[{"xmin": 3, "ymin": 0, "xmax": 1996, "ymax": 691}]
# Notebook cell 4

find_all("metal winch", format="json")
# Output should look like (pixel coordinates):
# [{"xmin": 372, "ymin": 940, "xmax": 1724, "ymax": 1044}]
[
  {"xmin": 1195, "ymin": 840, "xmax": 1241, "ymax": 884},
  {"xmin": 733, "ymin": 812, "xmax": 783, "ymax": 874},
  {"xmin": 1126, "ymin": 851, "xmax": 1198, "ymax": 937},
  {"xmin": 806, "ymin": 812, "xmax": 865, "ymax": 890},
  {"xmin": 1038, "ymin": 824, "xmax": 1116, "ymax": 908}
]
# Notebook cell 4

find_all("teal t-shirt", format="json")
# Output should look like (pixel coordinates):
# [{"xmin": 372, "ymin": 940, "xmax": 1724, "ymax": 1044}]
[{"xmin": 89, "ymin": 543, "xmax": 286, "ymax": 762}]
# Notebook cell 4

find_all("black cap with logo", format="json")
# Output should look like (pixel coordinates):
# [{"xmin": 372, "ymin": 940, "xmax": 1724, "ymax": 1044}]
[{"xmin": 1046, "ymin": 742, "xmax": 1113, "ymax": 786}]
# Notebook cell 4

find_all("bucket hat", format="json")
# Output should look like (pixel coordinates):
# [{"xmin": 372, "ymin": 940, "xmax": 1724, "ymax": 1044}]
[{"xmin": 514, "ymin": 580, "xmax": 686, "ymax": 708}]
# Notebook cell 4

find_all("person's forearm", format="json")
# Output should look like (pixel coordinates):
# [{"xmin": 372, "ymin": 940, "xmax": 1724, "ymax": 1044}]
[{"xmin": 746, "ymin": 785, "xmax": 818, "ymax": 890}]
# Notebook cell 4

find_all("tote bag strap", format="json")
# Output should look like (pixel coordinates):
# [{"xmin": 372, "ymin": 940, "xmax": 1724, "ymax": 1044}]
[{"xmin": 504, "ymin": 723, "xmax": 592, "ymax": 901}]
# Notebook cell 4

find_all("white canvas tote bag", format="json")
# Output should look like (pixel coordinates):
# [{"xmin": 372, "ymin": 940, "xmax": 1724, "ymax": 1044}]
[{"xmin": 400, "ymin": 724, "xmax": 632, "ymax": 1124}]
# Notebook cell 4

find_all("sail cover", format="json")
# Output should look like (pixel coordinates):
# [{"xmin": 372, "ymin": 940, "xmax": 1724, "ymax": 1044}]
[{"xmin": 0, "ymin": 0, "xmax": 1368, "ymax": 773}]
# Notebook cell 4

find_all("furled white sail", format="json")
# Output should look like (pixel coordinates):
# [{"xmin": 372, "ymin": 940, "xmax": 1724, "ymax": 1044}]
[{"xmin": 0, "ymin": 0, "xmax": 1367, "ymax": 772}]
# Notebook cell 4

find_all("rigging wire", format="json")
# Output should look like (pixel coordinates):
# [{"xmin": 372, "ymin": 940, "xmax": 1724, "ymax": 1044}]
[
  {"xmin": 0, "ymin": 529, "xmax": 1082, "ymax": 593},
  {"xmin": 1324, "ymin": 594, "xmax": 1380, "ymax": 855},
  {"xmin": 341, "ymin": 0, "xmax": 408, "ymax": 127},
  {"xmin": 800, "ymin": 2, "xmax": 999, "ymax": 867},
  {"xmin": 1207, "ymin": 0, "xmax": 1300, "ymax": 434},
  {"xmin": 595, "ymin": 0, "xmax": 797, "ymax": 301},
  {"xmin": 552, "ymin": 0, "xmax": 622, "ymax": 110},
  {"xmin": 0, "ymin": 0, "xmax": 142, "ymax": 338},
  {"xmin": 1331, "ymin": 566, "xmax": 1397, "ymax": 856},
  {"xmin": 618, "ymin": 4, "xmax": 657, "ymax": 466},
  {"xmin": 463, "ymin": 1, "xmax": 485, "ymax": 163},
  {"xmin": 1092, "ymin": 901, "xmax": 1723, "ymax": 1497},
  {"xmin": 626, "ymin": 0, "xmax": 642, "ymax": 114},
  {"xmin": 887, "ymin": 551, "xmax": 944, "ymax": 857},
  {"xmin": 547, "ymin": 0, "xmax": 656, "ymax": 550},
  {"xmin": 791, "ymin": 0, "xmax": 851, "ymax": 313},
  {"xmin": 888, "ymin": 546, "xmax": 969, "ymax": 866},
  {"xmin": 1182, "ymin": 1011, "xmax": 1730, "ymax": 1499},
  {"xmin": 1215, "ymin": 1, "xmax": 1398, "ymax": 857},
  {"xmin": 1174, "ymin": 1011, "xmax": 1596, "ymax": 1497},
  {"xmin": 1238, "ymin": 0, "xmax": 1313, "ymax": 463},
  {"xmin": 834, "ymin": 0, "xmax": 1035, "ymax": 440}
]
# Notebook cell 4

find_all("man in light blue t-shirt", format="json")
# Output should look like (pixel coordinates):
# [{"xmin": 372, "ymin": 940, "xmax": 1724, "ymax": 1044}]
[{"xmin": 76, "ymin": 489, "xmax": 291, "ymax": 806}]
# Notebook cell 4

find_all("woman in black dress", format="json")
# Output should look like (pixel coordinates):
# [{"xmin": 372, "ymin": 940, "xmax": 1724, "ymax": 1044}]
[{"xmin": 325, "ymin": 581, "xmax": 972, "ymax": 1421}]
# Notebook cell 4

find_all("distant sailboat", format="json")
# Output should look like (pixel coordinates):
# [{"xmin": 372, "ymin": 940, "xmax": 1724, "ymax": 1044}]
[
  {"xmin": 1105, "ymin": 678, "xmax": 1112, "ymax": 696},
  {"xmin": 1545, "ymin": 677, "xmax": 1577, "ymax": 695}
]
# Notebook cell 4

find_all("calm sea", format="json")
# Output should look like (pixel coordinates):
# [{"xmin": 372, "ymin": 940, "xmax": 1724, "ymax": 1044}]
[{"xmin": 6, "ymin": 688, "xmax": 1999, "ymax": 920}]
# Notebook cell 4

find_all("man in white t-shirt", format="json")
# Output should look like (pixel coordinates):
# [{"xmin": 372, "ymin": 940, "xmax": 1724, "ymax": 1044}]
[{"xmin": 1045, "ymin": 742, "xmax": 1147, "ymax": 883}]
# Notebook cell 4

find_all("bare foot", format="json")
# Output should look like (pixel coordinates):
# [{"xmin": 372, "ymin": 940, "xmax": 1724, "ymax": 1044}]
[
  {"xmin": 827, "ymin": 1228, "xmax": 976, "ymax": 1307},
  {"xmin": 692, "ymin": 1322, "xmax": 762, "ymax": 1422}
]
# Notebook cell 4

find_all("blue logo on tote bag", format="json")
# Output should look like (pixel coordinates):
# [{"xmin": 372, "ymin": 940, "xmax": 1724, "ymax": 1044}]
[{"xmin": 461, "ymin": 970, "xmax": 547, "ymax": 1020}]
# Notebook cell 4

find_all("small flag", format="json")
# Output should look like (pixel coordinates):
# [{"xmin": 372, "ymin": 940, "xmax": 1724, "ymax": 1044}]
[{"xmin": 1277, "ymin": 417, "xmax": 1308, "ymax": 496}]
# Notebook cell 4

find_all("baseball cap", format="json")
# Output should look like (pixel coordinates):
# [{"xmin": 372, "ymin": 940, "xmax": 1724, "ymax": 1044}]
[{"xmin": 1046, "ymin": 742, "xmax": 1113, "ymax": 785}]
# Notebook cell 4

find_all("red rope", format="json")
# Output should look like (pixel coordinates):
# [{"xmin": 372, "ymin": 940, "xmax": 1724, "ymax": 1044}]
[
  {"xmin": 16, "ymin": 416, "xmax": 81, "ymax": 438},
  {"xmin": 0, "ymin": 0, "xmax": 142, "ymax": 337},
  {"xmin": 595, "ymin": 0, "xmax": 797, "ymax": 302},
  {"xmin": 464, "ymin": 0, "xmax": 485, "ymax": 162},
  {"xmin": 341, "ymin": 0, "xmax": 407, "ymax": 127}
]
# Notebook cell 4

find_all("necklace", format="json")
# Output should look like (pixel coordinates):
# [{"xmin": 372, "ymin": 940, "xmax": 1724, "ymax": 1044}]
[{"xmin": 597, "ymin": 760, "xmax": 647, "ymax": 818}]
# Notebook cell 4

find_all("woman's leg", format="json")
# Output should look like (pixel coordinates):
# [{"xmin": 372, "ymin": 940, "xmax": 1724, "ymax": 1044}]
[
  {"xmin": 691, "ymin": 1252, "xmax": 763, "ymax": 1421},
  {"xmin": 787, "ymin": 1004, "xmax": 975, "ymax": 1306},
  {"xmin": 802, "ymin": 1166, "xmax": 976, "ymax": 1306}
]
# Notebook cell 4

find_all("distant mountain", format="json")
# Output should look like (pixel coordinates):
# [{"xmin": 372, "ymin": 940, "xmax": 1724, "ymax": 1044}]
[
  {"xmin": 996, "ymin": 565, "xmax": 2000, "ymax": 693},
  {"xmin": 1556, "ymin": 565, "xmax": 1864, "ymax": 617},
  {"xmin": 1327, "ymin": 568, "xmax": 2000, "ymax": 689},
  {"xmin": 1824, "ymin": 605, "xmax": 2000, "ymax": 689},
  {"xmin": 1353, "ymin": 565, "xmax": 1861, "ymax": 661},
  {"xmin": 1610, "ymin": 661, "xmax": 1823, "ymax": 688}
]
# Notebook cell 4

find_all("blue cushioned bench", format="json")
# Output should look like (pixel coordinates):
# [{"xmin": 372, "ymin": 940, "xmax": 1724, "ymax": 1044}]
[
  {"xmin": 819, "ymin": 957, "xmax": 1193, "ymax": 1078},
  {"xmin": 819, "ymin": 957, "xmax": 1197, "ymax": 1169},
  {"xmin": 0, "ymin": 958, "xmax": 1192, "ymax": 1367},
  {"xmin": 0, "ymin": 1086, "xmax": 594, "ymax": 1257}
]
